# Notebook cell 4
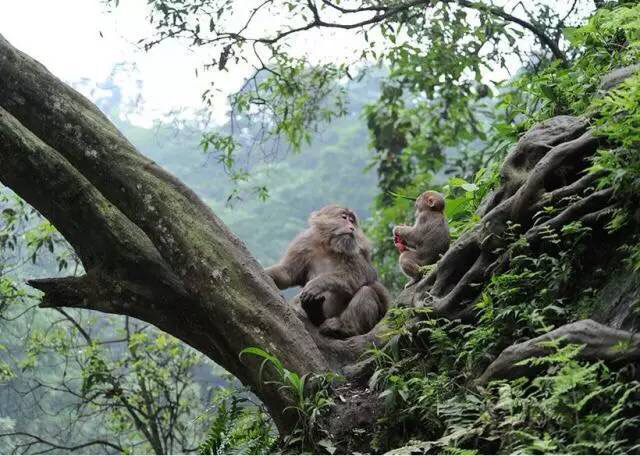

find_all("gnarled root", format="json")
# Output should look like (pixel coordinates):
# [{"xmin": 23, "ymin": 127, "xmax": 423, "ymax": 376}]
[
  {"xmin": 413, "ymin": 116, "xmax": 614, "ymax": 319},
  {"xmin": 476, "ymin": 319, "xmax": 640, "ymax": 385}
]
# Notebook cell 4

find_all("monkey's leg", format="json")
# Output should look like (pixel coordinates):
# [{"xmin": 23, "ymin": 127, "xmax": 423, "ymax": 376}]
[
  {"xmin": 399, "ymin": 251, "xmax": 421, "ymax": 286},
  {"xmin": 320, "ymin": 286, "xmax": 382, "ymax": 339}
]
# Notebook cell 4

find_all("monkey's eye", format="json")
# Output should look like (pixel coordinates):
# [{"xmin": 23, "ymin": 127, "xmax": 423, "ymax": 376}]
[{"xmin": 341, "ymin": 214, "xmax": 348, "ymax": 220}]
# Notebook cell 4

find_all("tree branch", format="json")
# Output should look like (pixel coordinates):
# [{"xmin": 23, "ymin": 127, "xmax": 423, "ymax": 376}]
[
  {"xmin": 0, "ymin": 33, "xmax": 349, "ymax": 432},
  {"xmin": 253, "ymin": 0, "xmax": 429, "ymax": 44},
  {"xmin": 455, "ymin": 0, "xmax": 567, "ymax": 63},
  {"xmin": 0, "ymin": 432, "xmax": 125, "ymax": 455},
  {"xmin": 321, "ymin": 0, "xmax": 389, "ymax": 13}
]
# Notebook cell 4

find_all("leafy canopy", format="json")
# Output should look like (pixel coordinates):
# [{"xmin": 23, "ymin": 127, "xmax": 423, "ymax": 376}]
[{"xmin": 106, "ymin": 0, "xmax": 593, "ymax": 193}]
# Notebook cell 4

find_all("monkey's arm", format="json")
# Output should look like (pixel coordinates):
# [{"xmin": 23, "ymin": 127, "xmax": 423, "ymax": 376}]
[
  {"xmin": 302, "ymin": 273, "xmax": 353, "ymax": 297},
  {"xmin": 265, "ymin": 264, "xmax": 296, "ymax": 289},
  {"xmin": 265, "ymin": 235, "xmax": 310, "ymax": 289},
  {"xmin": 393, "ymin": 224, "xmax": 421, "ymax": 249}
]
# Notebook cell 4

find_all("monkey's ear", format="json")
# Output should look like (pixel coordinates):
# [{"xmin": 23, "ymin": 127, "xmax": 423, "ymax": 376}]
[{"xmin": 427, "ymin": 197, "xmax": 436, "ymax": 208}]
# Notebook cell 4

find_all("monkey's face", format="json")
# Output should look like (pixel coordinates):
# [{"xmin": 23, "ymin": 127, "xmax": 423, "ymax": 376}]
[
  {"xmin": 416, "ymin": 191, "xmax": 445, "ymax": 213},
  {"xmin": 310, "ymin": 205, "xmax": 361, "ymax": 254}
]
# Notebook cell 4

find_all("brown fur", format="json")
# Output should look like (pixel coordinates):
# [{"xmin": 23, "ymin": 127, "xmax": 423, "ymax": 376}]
[
  {"xmin": 393, "ymin": 191, "xmax": 450, "ymax": 287},
  {"xmin": 265, "ymin": 205, "xmax": 390, "ymax": 338}
]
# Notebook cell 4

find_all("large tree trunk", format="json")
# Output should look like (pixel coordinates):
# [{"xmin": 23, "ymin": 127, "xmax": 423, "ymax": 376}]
[{"xmin": 0, "ymin": 33, "xmax": 384, "ymax": 434}]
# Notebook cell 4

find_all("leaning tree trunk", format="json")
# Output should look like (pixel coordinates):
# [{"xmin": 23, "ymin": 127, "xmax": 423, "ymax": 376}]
[
  {"xmin": 0, "ymin": 34, "xmax": 384, "ymax": 434},
  {"xmin": 2, "ymin": 32, "xmax": 639, "ymax": 445}
]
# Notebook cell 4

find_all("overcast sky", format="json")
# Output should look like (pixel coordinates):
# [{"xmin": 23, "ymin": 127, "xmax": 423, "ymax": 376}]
[
  {"xmin": 0, "ymin": 1, "xmax": 225, "ymax": 126},
  {"xmin": 0, "ymin": 0, "xmax": 364, "ymax": 127},
  {"xmin": 1, "ymin": 0, "xmax": 592, "ymax": 128}
]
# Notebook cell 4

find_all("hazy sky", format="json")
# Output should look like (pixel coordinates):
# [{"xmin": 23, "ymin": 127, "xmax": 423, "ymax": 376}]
[
  {"xmin": 0, "ymin": 0, "xmax": 591, "ymax": 128},
  {"xmin": 0, "ymin": 0, "xmax": 362, "ymax": 127},
  {"xmin": 0, "ymin": 1, "xmax": 221, "ymax": 125}
]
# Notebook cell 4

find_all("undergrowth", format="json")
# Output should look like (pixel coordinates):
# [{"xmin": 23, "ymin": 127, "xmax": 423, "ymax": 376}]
[
  {"xmin": 367, "ymin": 212, "xmax": 640, "ymax": 453},
  {"xmin": 198, "ymin": 388, "xmax": 276, "ymax": 455}
]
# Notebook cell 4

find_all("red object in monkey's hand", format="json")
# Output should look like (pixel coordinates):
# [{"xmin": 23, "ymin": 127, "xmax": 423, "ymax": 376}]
[{"xmin": 394, "ymin": 232, "xmax": 407, "ymax": 253}]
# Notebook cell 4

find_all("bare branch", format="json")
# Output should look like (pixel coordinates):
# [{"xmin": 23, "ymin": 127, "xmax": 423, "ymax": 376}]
[
  {"xmin": 0, "ymin": 432, "xmax": 124, "ymax": 454},
  {"xmin": 321, "ymin": 1, "xmax": 388, "ymax": 13},
  {"xmin": 252, "ymin": 0, "xmax": 429, "ymax": 45},
  {"xmin": 455, "ymin": 0, "xmax": 567, "ymax": 63},
  {"xmin": 54, "ymin": 308, "xmax": 92, "ymax": 345}
]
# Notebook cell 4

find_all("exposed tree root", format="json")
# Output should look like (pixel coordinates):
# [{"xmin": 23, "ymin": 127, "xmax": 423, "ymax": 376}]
[
  {"xmin": 411, "ymin": 115, "xmax": 613, "ymax": 320},
  {"xmin": 389, "ymin": 103, "xmax": 637, "ymax": 390},
  {"xmin": 476, "ymin": 319, "xmax": 640, "ymax": 385}
]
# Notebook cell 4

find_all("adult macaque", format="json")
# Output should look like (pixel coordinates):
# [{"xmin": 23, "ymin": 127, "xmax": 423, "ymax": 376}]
[
  {"xmin": 265, "ymin": 205, "xmax": 390, "ymax": 338},
  {"xmin": 393, "ymin": 191, "xmax": 450, "ymax": 287}
]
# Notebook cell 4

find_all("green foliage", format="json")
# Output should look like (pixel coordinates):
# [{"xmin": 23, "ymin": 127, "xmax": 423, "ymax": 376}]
[
  {"xmin": 198, "ymin": 389, "xmax": 276, "ymax": 455},
  {"xmin": 442, "ymin": 168, "xmax": 500, "ymax": 239},
  {"xmin": 365, "ymin": 6, "xmax": 640, "ymax": 436},
  {"xmin": 7, "ymin": 1, "xmax": 640, "ymax": 454},
  {"xmin": 19, "ymin": 317, "xmax": 210, "ymax": 453},
  {"xmin": 368, "ymin": 212, "xmax": 640, "ymax": 453},
  {"xmin": 367, "ymin": 1, "xmax": 640, "ymax": 288},
  {"xmin": 463, "ymin": 222, "xmax": 596, "ymax": 366},
  {"xmin": 590, "ymin": 73, "xmax": 640, "ymax": 196},
  {"xmin": 428, "ymin": 344, "xmax": 640, "ymax": 455},
  {"xmin": 0, "ymin": 347, "xmax": 11, "ymax": 382},
  {"xmin": 511, "ymin": 3, "xmax": 640, "ymax": 125},
  {"xmin": 1, "ymin": 190, "xmax": 216, "ymax": 453},
  {"xmin": 1, "ymin": 69, "xmax": 382, "ymax": 453},
  {"xmin": 620, "ymin": 238, "xmax": 640, "ymax": 273},
  {"xmin": 201, "ymin": 57, "xmax": 347, "ymax": 190},
  {"xmin": 106, "ymin": 0, "xmax": 595, "ymax": 198},
  {"xmin": 239, "ymin": 347, "xmax": 339, "ymax": 454}
]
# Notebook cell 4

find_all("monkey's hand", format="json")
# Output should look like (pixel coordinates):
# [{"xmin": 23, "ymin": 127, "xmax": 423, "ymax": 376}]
[
  {"xmin": 300, "ymin": 282, "xmax": 326, "ymax": 326},
  {"xmin": 264, "ymin": 264, "xmax": 294, "ymax": 289},
  {"xmin": 393, "ymin": 225, "xmax": 412, "ymax": 241},
  {"xmin": 300, "ymin": 282, "xmax": 326, "ymax": 307},
  {"xmin": 393, "ymin": 230, "xmax": 409, "ymax": 253}
]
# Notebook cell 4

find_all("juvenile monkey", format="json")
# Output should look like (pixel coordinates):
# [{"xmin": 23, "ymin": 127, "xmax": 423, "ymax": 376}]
[
  {"xmin": 266, "ymin": 205, "xmax": 390, "ymax": 338},
  {"xmin": 393, "ymin": 191, "xmax": 450, "ymax": 287}
]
